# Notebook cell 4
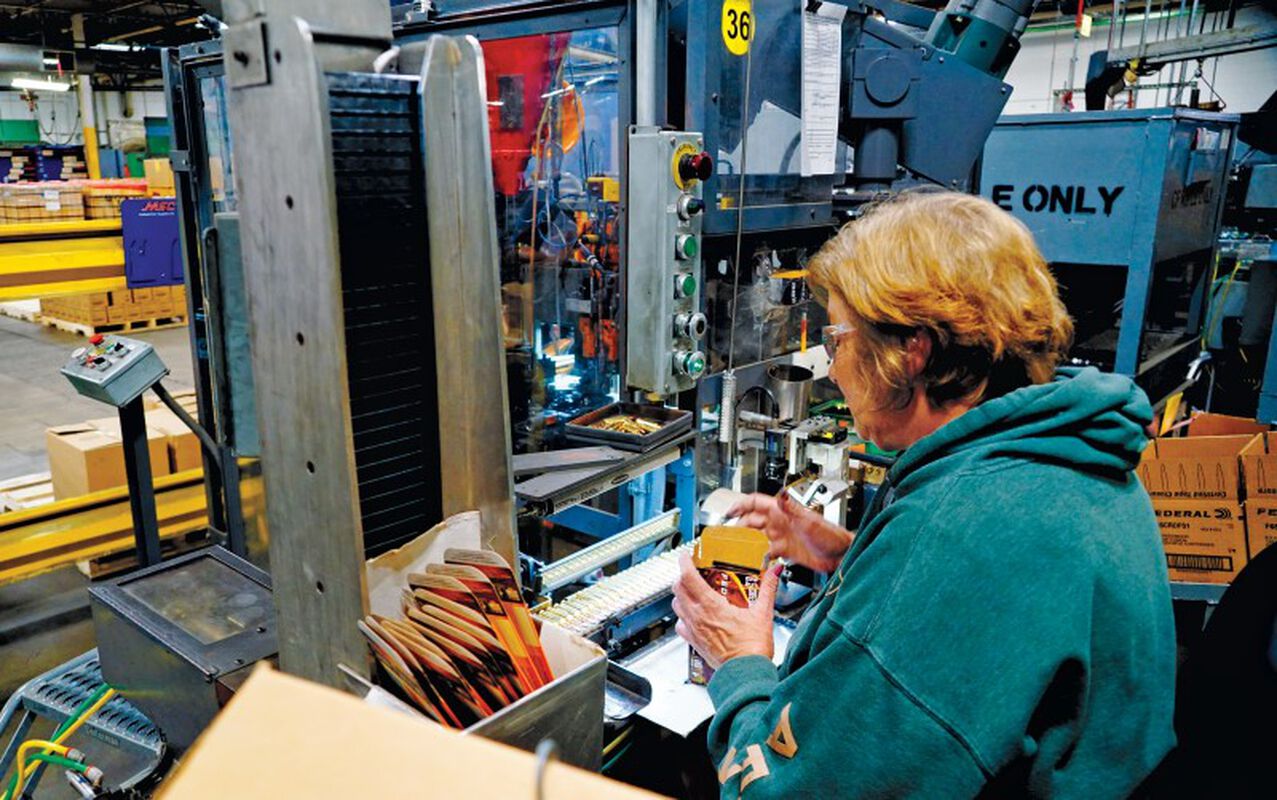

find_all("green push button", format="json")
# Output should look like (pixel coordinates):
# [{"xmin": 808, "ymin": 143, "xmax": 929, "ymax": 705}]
[
  {"xmin": 675, "ymin": 234, "xmax": 698, "ymax": 260},
  {"xmin": 676, "ymin": 273, "xmax": 697, "ymax": 298},
  {"xmin": 686, "ymin": 352, "xmax": 706, "ymax": 377}
]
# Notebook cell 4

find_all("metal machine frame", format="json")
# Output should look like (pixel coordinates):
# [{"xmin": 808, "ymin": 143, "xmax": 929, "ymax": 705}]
[
  {"xmin": 150, "ymin": 0, "xmax": 1048, "ymax": 695},
  {"xmin": 194, "ymin": 2, "xmax": 517, "ymax": 687},
  {"xmin": 163, "ymin": 38, "xmax": 248, "ymax": 557}
]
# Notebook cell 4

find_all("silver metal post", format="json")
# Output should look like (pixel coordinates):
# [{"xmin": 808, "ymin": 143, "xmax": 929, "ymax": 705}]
[
  {"xmin": 223, "ymin": 12, "xmax": 383, "ymax": 686},
  {"xmin": 419, "ymin": 36, "xmax": 520, "ymax": 574},
  {"xmin": 635, "ymin": 0, "xmax": 657, "ymax": 127}
]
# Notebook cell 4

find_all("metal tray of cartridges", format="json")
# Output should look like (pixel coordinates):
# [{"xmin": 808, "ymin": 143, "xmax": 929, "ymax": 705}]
[{"xmin": 565, "ymin": 402, "xmax": 693, "ymax": 452}]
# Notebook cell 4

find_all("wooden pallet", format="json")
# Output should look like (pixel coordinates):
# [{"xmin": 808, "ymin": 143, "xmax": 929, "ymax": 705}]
[
  {"xmin": 0, "ymin": 300, "xmax": 42, "ymax": 323},
  {"xmin": 0, "ymin": 471, "xmax": 55, "ymax": 512},
  {"xmin": 76, "ymin": 529, "xmax": 213, "ymax": 580},
  {"xmin": 40, "ymin": 314, "xmax": 187, "ymax": 337}
]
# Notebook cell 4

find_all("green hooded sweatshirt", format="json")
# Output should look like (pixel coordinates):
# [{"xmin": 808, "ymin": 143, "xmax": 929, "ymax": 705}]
[{"xmin": 707, "ymin": 367, "xmax": 1176, "ymax": 798}]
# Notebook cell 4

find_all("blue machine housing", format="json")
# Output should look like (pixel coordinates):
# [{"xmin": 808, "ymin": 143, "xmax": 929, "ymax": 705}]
[{"xmin": 981, "ymin": 108, "xmax": 1239, "ymax": 401}]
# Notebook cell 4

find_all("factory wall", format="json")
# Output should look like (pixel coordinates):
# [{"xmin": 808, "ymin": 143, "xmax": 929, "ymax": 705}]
[
  {"xmin": 0, "ymin": 87, "xmax": 167, "ymax": 147},
  {"xmin": 1004, "ymin": 5, "xmax": 1277, "ymax": 115}
]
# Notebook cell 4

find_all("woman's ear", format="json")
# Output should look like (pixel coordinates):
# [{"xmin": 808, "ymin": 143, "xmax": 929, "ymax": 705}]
[{"xmin": 903, "ymin": 330, "xmax": 931, "ymax": 380}]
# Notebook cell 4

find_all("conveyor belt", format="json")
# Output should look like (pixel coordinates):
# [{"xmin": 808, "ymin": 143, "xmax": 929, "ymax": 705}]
[
  {"xmin": 537, "ymin": 543, "xmax": 689, "ymax": 639},
  {"xmin": 539, "ymin": 509, "xmax": 681, "ymax": 593}
]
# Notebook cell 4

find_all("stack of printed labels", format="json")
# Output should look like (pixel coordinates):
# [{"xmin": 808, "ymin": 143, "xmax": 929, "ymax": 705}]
[{"xmin": 359, "ymin": 548, "xmax": 553, "ymax": 728}]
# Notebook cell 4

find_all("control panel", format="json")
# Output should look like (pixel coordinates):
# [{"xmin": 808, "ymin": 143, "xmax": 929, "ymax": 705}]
[
  {"xmin": 61, "ymin": 333, "xmax": 169, "ymax": 407},
  {"xmin": 625, "ymin": 127, "xmax": 709, "ymax": 394}
]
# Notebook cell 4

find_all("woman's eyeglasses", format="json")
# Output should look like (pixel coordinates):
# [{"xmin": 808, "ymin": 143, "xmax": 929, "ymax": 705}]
[{"xmin": 822, "ymin": 323, "xmax": 854, "ymax": 360}]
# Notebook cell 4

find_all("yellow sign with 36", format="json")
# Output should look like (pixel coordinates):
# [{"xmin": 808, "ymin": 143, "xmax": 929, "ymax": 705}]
[{"xmin": 721, "ymin": 0, "xmax": 753, "ymax": 57}]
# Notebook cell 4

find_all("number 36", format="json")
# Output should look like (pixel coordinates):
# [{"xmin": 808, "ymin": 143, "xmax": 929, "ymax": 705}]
[{"xmin": 726, "ymin": 8, "xmax": 752, "ymax": 40}]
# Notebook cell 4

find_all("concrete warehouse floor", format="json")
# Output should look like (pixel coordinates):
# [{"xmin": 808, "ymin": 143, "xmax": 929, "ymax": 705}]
[{"xmin": 0, "ymin": 314, "xmax": 196, "ymax": 482}]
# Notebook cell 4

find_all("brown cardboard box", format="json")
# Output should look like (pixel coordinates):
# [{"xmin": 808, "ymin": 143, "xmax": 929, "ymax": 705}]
[
  {"xmin": 1244, "ymin": 501, "xmax": 1277, "ymax": 560},
  {"xmin": 156, "ymin": 666, "xmax": 663, "ymax": 800},
  {"xmin": 46, "ymin": 419, "xmax": 170, "ymax": 500},
  {"xmin": 144, "ymin": 157, "xmax": 175, "ymax": 195},
  {"xmin": 1241, "ymin": 431, "xmax": 1277, "ymax": 559},
  {"xmin": 146, "ymin": 408, "xmax": 202, "ymax": 473},
  {"xmin": 1186, "ymin": 412, "xmax": 1270, "ymax": 438},
  {"xmin": 1138, "ymin": 434, "xmax": 1252, "ymax": 583}
]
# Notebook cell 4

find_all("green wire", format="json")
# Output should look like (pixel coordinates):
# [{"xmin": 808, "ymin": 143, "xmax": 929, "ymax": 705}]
[
  {"xmin": 0, "ymin": 754, "xmax": 91, "ymax": 800},
  {"xmin": 53, "ymin": 685, "xmax": 109, "ymax": 740},
  {"xmin": 0, "ymin": 684, "xmax": 110, "ymax": 800},
  {"xmin": 601, "ymin": 740, "xmax": 633, "ymax": 773},
  {"xmin": 23, "ymin": 753, "xmax": 87, "ymax": 774}
]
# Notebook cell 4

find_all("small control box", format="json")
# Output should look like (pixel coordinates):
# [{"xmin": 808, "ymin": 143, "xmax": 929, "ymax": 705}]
[
  {"xmin": 626, "ymin": 126, "xmax": 710, "ymax": 395},
  {"xmin": 61, "ymin": 333, "xmax": 169, "ymax": 407}
]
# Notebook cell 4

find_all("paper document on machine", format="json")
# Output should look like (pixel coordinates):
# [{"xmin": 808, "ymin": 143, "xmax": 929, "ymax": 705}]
[{"xmin": 801, "ymin": 1, "xmax": 847, "ymax": 176}]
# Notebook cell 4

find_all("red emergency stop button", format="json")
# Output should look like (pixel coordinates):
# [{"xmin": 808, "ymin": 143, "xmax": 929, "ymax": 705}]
[
  {"xmin": 89, "ymin": 334, "xmax": 104, "ymax": 345},
  {"xmin": 678, "ymin": 151, "xmax": 713, "ymax": 183}
]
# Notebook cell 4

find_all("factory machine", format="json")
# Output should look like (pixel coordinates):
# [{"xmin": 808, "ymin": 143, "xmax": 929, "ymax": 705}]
[
  {"xmin": 981, "ymin": 107, "xmax": 1240, "ymax": 407},
  {"xmin": 0, "ymin": 0, "xmax": 1045, "ymax": 786},
  {"xmin": 151, "ymin": 0, "xmax": 1043, "ymax": 658}
]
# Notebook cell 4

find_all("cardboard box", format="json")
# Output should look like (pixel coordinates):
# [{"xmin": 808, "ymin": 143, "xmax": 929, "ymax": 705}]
[
  {"xmin": 1241, "ymin": 431, "xmax": 1277, "ymax": 559},
  {"xmin": 366, "ymin": 513, "xmax": 607, "ymax": 769},
  {"xmin": 144, "ymin": 157, "xmax": 175, "ymax": 195},
  {"xmin": 1186, "ymin": 411, "xmax": 1270, "ymax": 438},
  {"xmin": 155, "ymin": 666, "xmax": 662, "ymax": 800},
  {"xmin": 688, "ymin": 526, "xmax": 769, "ymax": 684},
  {"xmin": 1138, "ymin": 434, "xmax": 1252, "ymax": 583},
  {"xmin": 146, "ymin": 407, "xmax": 202, "ymax": 473},
  {"xmin": 46, "ymin": 419, "xmax": 170, "ymax": 500}
]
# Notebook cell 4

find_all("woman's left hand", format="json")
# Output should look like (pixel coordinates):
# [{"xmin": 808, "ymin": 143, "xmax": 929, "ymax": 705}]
[{"xmin": 672, "ymin": 552, "xmax": 783, "ymax": 670}]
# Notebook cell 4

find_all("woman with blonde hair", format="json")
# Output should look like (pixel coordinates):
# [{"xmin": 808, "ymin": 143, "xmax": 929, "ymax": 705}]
[{"xmin": 673, "ymin": 191, "xmax": 1175, "ymax": 798}]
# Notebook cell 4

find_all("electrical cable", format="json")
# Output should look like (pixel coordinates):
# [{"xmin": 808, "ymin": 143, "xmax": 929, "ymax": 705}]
[
  {"xmin": 52, "ymin": 686, "xmax": 109, "ymax": 741},
  {"xmin": 152, "ymin": 382, "xmax": 222, "ymax": 471},
  {"xmin": 601, "ymin": 724, "xmax": 633, "ymax": 757},
  {"xmin": 1197, "ymin": 68, "xmax": 1224, "ymax": 108},
  {"xmin": 8, "ymin": 688, "xmax": 116, "ymax": 800},
  {"xmin": 1204, "ymin": 258, "xmax": 1244, "ymax": 348},
  {"xmin": 721, "ymin": 40, "xmax": 756, "ymax": 477},
  {"xmin": 726, "ymin": 44, "xmax": 755, "ymax": 374},
  {"xmin": 600, "ymin": 740, "xmax": 634, "ymax": 773},
  {"xmin": 23, "ymin": 754, "xmax": 88, "ymax": 775},
  {"xmin": 2, "ymin": 741, "xmax": 70, "ymax": 800}
]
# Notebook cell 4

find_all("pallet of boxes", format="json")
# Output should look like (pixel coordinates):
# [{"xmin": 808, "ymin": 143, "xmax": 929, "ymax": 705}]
[
  {"xmin": 83, "ymin": 178, "xmax": 148, "ymax": 219},
  {"xmin": 0, "ymin": 181, "xmax": 84, "ymax": 223},
  {"xmin": 1138, "ymin": 413, "xmax": 1277, "ymax": 586},
  {"xmin": 39, "ymin": 284, "xmax": 187, "ymax": 336}
]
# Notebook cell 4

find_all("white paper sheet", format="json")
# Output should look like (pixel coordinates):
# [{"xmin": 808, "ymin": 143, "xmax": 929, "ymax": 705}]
[
  {"xmin": 801, "ymin": 1, "xmax": 847, "ymax": 176},
  {"xmin": 624, "ymin": 623, "xmax": 793, "ymax": 738}
]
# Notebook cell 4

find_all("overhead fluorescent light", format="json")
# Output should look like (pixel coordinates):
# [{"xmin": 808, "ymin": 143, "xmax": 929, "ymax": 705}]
[
  {"xmin": 91, "ymin": 43, "xmax": 136, "ymax": 52},
  {"xmin": 11, "ymin": 77, "xmax": 72, "ymax": 92}
]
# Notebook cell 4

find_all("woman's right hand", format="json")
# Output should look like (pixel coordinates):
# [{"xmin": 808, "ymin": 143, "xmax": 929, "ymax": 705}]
[{"xmin": 727, "ymin": 493, "xmax": 853, "ymax": 573}]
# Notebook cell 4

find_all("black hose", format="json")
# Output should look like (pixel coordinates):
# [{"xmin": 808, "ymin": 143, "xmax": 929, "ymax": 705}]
[{"xmin": 152, "ymin": 382, "xmax": 223, "ymax": 472}]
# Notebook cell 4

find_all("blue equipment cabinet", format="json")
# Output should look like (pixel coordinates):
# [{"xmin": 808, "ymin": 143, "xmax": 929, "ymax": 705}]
[
  {"xmin": 121, "ymin": 196, "xmax": 183, "ymax": 288},
  {"xmin": 981, "ymin": 108, "xmax": 1238, "ymax": 403}
]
